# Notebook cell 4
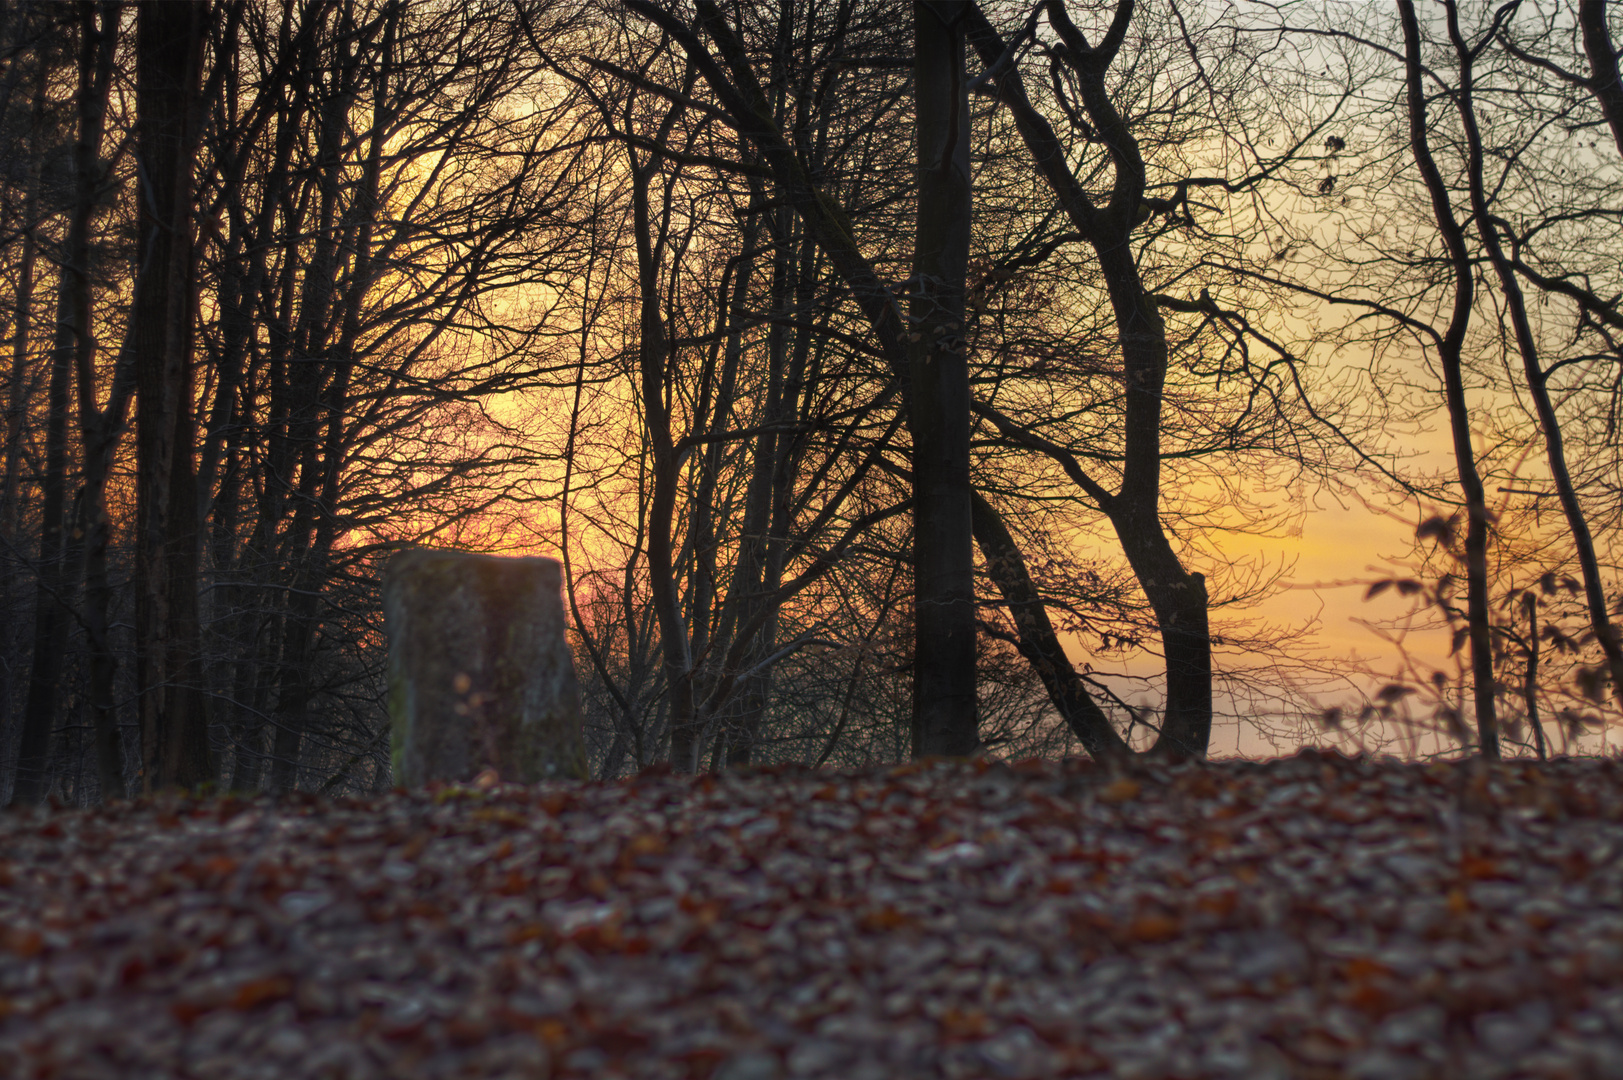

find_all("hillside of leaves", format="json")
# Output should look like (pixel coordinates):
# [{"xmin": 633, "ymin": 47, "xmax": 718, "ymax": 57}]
[{"xmin": 4, "ymin": 752, "xmax": 1623, "ymax": 1079}]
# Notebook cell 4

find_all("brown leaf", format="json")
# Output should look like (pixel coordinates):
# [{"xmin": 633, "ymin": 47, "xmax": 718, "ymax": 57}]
[
  {"xmin": 230, "ymin": 975, "xmax": 293, "ymax": 1011},
  {"xmin": 1126, "ymin": 913, "xmax": 1181, "ymax": 943},
  {"xmin": 2, "ymin": 928, "xmax": 42, "ymax": 959},
  {"xmin": 1097, "ymin": 778, "xmax": 1141, "ymax": 804}
]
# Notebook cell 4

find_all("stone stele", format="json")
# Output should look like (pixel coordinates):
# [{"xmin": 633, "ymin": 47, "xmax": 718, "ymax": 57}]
[{"xmin": 385, "ymin": 549, "xmax": 586, "ymax": 785}]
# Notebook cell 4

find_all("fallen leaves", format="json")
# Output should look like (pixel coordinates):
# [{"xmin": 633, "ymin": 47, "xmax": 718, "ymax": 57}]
[{"xmin": 3, "ymin": 752, "xmax": 1623, "ymax": 1078}]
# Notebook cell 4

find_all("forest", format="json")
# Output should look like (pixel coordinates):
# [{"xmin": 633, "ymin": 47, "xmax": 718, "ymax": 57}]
[{"xmin": 0, "ymin": 0, "xmax": 1619, "ymax": 806}]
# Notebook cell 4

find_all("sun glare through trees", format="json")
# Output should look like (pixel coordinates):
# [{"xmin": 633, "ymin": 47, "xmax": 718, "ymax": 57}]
[{"xmin": 0, "ymin": 0, "xmax": 1620, "ymax": 804}]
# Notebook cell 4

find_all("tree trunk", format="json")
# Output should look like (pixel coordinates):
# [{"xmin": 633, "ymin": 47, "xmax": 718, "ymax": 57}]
[
  {"xmin": 1101, "ymin": 254, "xmax": 1212, "ymax": 758},
  {"xmin": 628, "ymin": 155, "xmax": 698, "ymax": 771},
  {"xmin": 133, "ymin": 0, "xmax": 214, "ymax": 792},
  {"xmin": 3, "ymin": 53, "xmax": 45, "ymax": 551},
  {"xmin": 1579, "ymin": 0, "xmax": 1623, "ymax": 157},
  {"xmin": 1523, "ymin": 593, "xmax": 1547, "ymax": 760},
  {"xmin": 69, "ymin": 0, "xmax": 129, "ymax": 802},
  {"xmin": 909, "ymin": 0, "xmax": 977, "ymax": 758},
  {"xmin": 1, "ymin": 52, "xmax": 47, "ymax": 798},
  {"xmin": 971, "ymin": 490, "xmax": 1129, "ymax": 760},
  {"xmin": 717, "ymin": 205, "xmax": 789, "ymax": 767},
  {"xmin": 11, "ymin": 207, "xmax": 77, "ymax": 807},
  {"xmin": 266, "ymin": 40, "xmax": 356, "ymax": 792}
]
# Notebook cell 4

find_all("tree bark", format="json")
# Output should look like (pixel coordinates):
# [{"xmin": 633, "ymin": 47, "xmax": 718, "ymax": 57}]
[
  {"xmin": 1, "ymin": 51, "xmax": 47, "ymax": 799},
  {"xmin": 133, "ymin": 0, "xmax": 214, "ymax": 792},
  {"xmin": 1523, "ymin": 593, "xmax": 1547, "ymax": 760},
  {"xmin": 11, "ymin": 189, "xmax": 76, "ymax": 807},
  {"xmin": 629, "ymin": 154, "xmax": 698, "ymax": 772},
  {"xmin": 3, "ymin": 52, "xmax": 46, "ymax": 554},
  {"xmin": 909, "ymin": 0, "xmax": 978, "ymax": 757},
  {"xmin": 266, "ymin": 29, "xmax": 355, "ymax": 792},
  {"xmin": 1579, "ymin": 0, "xmax": 1623, "ymax": 157},
  {"xmin": 3, "ymin": 52, "xmax": 51, "ymax": 808},
  {"xmin": 971, "ymin": 490, "xmax": 1129, "ymax": 760},
  {"xmin": 68, "ymin": 0, "xmax": 129, "ymax": 802}
]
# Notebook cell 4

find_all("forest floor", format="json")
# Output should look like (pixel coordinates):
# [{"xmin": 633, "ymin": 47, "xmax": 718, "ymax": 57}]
[{"xmin": 3, "ymin": 752, "xmax": 1623, "ymax": 1080}]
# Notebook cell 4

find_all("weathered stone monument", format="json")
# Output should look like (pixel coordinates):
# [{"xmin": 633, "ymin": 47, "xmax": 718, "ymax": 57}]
[{"xmin": 384, "ymin": 549, "xmax": 586, "ymax": 786}]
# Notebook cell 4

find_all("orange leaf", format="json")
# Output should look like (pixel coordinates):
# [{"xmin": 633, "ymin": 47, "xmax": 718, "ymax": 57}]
[
  {"xmin": 231, "ymin": 975, "xmax": 293, "ymax": 1011},
  {"xmin": 2, "ymin": 929, "xmax": 42, "ymax": 959},
  {"xmin": 1347, "ymin": 982, "xmax": 1395, "ymax": 1015},
  {"xmin": 675, "ymin": 1047, "xmax": 727, "ymax": 1078},
  {"xmin": 680, "ymin": 896, "xmax": 723, "ymax": 928},
  {"xmin": 505, "ymin": 923, "xmax": 550, "ymax": 946},
  {"xmin": 472, "ymin": 807, "xmax": 527, "ymax": 827},
  {"xmin": 1180, "ymin": 773, "xmax": 1220, "ymax": 798},
  {"xmin": 626, "ymin": 833, "xmax": 667, "ymax": 858},
  {"xmin": 1343, "ymin": 956, "xmax": 1390, "ymax": 981},
  {"xmin": 447, "ymin": 1014, "xmax": 493, "ymax": 1046},
  {"xmin": 170, "ymin": 1000, "xmax": 210, "ymax": 1025},
  {"xmin": 569, "ymin": 920, "xmax": 627, "ymax": 953},
  {"xmin": 939, "ymin": 1007, "xmax": 988, "ymax": 1040},
  {"xmin": 1126, "ymin": 913, "xmax": 1181, "ymax": 943},
  {"xmin": 859, "ymin": 905, "xmax": 913, "ymax": 931},
  {"xmin": 205, "ymin": 856, "xmax": 239, "ymax": 878},
  {"xmin": 1328, "ymin": 803, "xmax": 1370, "ymax": 824},
  {"xmin": 1098, "ymin": 778, "xmax": 1141, "ymax": 805},
  {"xmin": 536, "ymin": 1018, "xmax": 571, "ymax": 1049}
]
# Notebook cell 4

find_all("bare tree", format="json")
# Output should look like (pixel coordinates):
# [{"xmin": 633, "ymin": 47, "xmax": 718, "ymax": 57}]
[
  {"xmin": 1390, "ymin": 0, "xmax": 1502, "ymax": 755},
  {"xmin": 962, "ymin": 0, "xmax": 1218, "ymax": 758},
  {"xmin": 620, "ymin": 0, "xmax": 989, "ymax": 760},
  {"xmin": 557, "ymin": 3, "xmax": 923, "ymax": 770}
]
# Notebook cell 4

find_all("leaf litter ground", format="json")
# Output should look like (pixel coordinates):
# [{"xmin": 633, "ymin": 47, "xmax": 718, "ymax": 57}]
[{"xmin": 4, "ymin": 751, "xmax": 1623, "ymax": 1080}]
